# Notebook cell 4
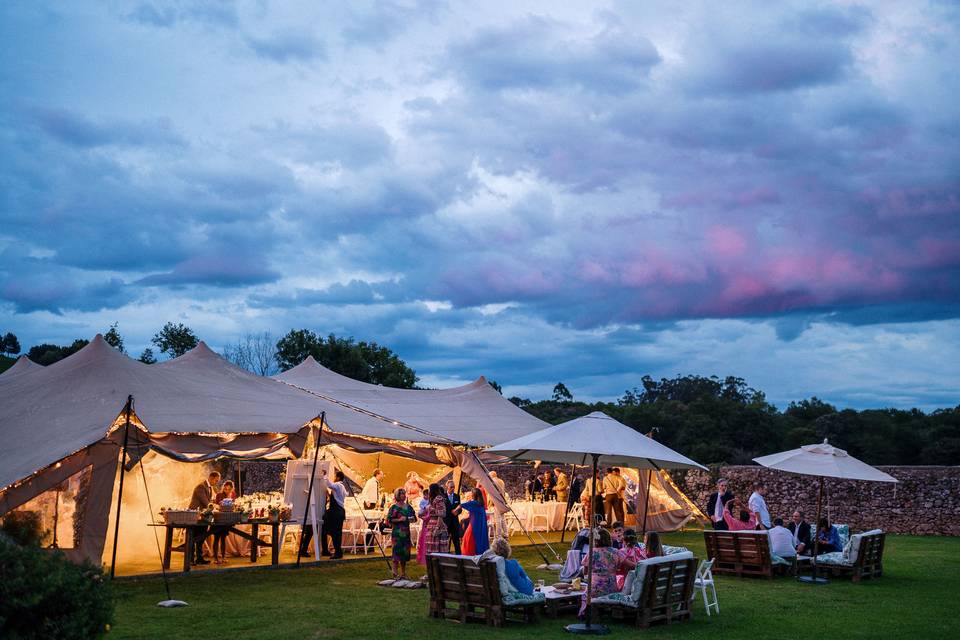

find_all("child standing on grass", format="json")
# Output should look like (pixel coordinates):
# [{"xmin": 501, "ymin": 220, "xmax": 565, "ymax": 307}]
[{"xmin": 388, "ymin": 487, "xmax": 416, "ymax": 579}]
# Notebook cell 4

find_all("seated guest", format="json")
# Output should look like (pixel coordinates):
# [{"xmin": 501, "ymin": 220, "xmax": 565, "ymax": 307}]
[
  {"xmin": 788, "ymin": 510, "xmax": 812, "ymax": 555},
  {"xmin": 813, "ymin": 517, "xmax": 842, "ymax": 554},
  {"xmin": 640, "ymin": 530, "xmax": 663, "ymax": 559},
  {"xmin": 491, "ymin": 537, "xmax": 534, "ymax": 595},
  {"xmin": 722, "ymin": 498, "xmax": 759, "ymax": 531},
  {"xmin": 616, "ymin": 529, "xmax": 644, "ymax": 590},
  {"xmin": 768, "ymin": 517, "xmax": 797, "ymax": 558},
  {"xmin": 610, "ymin": 522, "xmax": 625, "ymax": 549},
  {"xmin": 580, "ymin": 528, "xmax": 636, "ymax": 617}
]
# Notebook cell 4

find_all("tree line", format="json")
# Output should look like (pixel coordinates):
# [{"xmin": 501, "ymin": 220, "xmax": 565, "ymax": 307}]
[{"xmin": 2, "ymin": 326, "xmax": 957, "ymax": 465}]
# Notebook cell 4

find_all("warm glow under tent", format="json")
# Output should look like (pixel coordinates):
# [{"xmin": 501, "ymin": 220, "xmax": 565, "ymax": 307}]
[{"xmin": 0, "ymin": 336, "xmax": 542, "ymax": 568}]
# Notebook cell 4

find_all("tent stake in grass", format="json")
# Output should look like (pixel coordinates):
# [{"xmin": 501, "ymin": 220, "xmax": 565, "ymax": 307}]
[
  {"xmin": 297, "ymin": 412, "xmax": 325, "ymax": 569},
  {"xmin": 109, "ymin": 395, "xmax": 133, "ymax": 580}
]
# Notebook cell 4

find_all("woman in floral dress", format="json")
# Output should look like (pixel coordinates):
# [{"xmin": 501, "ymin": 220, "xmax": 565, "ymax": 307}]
[
  {"xmin": 387, "ymin": 487, "xmax": 417, "ymax": 579},
  {"xmin": 423, "ymin": 483, "xmax": 450, "ymax": 557},
  {"xmin": 580, "ymin": 528, "xmax": 636, "ymax": 616}
]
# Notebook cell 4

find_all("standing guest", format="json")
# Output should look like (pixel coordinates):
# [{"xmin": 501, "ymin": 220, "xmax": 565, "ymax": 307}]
[
  {"xmin": 311, "ymin": 470, "xmax": 347, "ymax": 559},
  {"xmin": 488, "ymin": 470, "xmax": 508, "ymax": 501},
  {"xmin": 602, "ymin": 468, "xmax": 625, "ymax": 525},
  {"xmin": 705, "ymin": 479, "xmax": 734, "ymax": 531},
  {"xmin": 768, "ymin": 518, "xmax": 797, "ymax": 558},
  {"xmin": 416, "ymin": 487, "xmax": 432, "ymax": 565},
  {"xmin": 211, "ymin": 480, "xmax": 236, "ymax": 564},
  {"xmin": 423, "ymin": 483, "xmax": 450, "ymax": 557},
  {"xmin": 610, "ymin": 522, "xmax": 625, "ymax": 549},
  {"xmin": 524, "ymin": 474, "xmax": 543, "ymax": 500},
  {"xmin": 555, "ymin": 468, "xmax": 570, "ymax": 505},
  {"xmin": 813, "ymin": 517, "xmax": 842, "ymax": 554},
  {"xmin": 569, "ymin": 473, "xmax": 584, "ymax": 506},
  {"xmin": 188, "ymin": 471, "xmax": 220, "ymax": 565},
  {"xmin": 579, "ymin": 528, "xmax": 636, "ymax": 617},
  {"xmin": 387, "ymin": 488, "xmax": 416, "ymax": 579},
  {"xmin": 614, "ymin": 468, "xmax": 627, "ymax": 516},
  {"xmin": 491, "ymin": 537, "xmax": 534, "ymax": 595},
  {"xmin": 615, "ymin": 529, "xmax": 644, "ymax": 590},
  {"xmin": 788, "ymin": 510, "xmax": 812, "ymax": 555},
  {"xmin": 748, "ymin": 482, "xmax": 771, "ymax": 529},
  {"xmin": 582, "ymin": 469, "xmax": 604, "ymax": 524},
  {"xmin": 443, "ymin": 480, "xmax": 463, "ymax": 555},
  {"xmin": 360, "ymin": 469, "xmax": 384, "ymax": 509},
  {"xmin": 640, "ymin": 530, "xmax": 663, "ymax": 560},
  {"xmin": 722, "ymin": 499, "xmax": 759, "ymax": 531},
  {"xmin": 542, "ymin": 469, "xmax": 555, "ymax": 501},
  {"xmin": 460, "ymin": 488, "xmax": 490, "ymax": 555},
  {"xmin": 404, "ymin": 472, "xmax": 424, "ymax": 506}
]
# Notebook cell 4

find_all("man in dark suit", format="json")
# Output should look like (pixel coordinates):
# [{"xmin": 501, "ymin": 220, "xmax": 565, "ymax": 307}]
[
  {"xmin": 705, "ymin": 478, "xmax": 734, "ymax": 530},
  {"xmin": 443, "ymin": 480, "xmax": 462, "ymax": 554},
  {"xmin": 188, "ymin": 471, "xmax": 220, "ymax": 564},
  {"xmin": 788, "ymin": 510, "xmax": 813, "ymax": 555}
]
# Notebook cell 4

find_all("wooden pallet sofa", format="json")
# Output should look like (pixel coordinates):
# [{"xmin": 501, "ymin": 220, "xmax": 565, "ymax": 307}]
[
  {"xmin": 591, "ymin": 551, "xmax": 697, "ymax": 629},
  {"xmin": 703, "ymin": 530, "xmax": 780, "ymax": 578},
  {"xmin": 807, "ymin": 530, "xmax": 886, "ymax": 582},
  {"xmin": 426, "ymin": 553, "xmax": 544, "ymax": 627}
]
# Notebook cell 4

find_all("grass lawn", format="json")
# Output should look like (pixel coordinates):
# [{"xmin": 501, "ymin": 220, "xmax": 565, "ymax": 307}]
[{"xmin": 110, "ymin": 531, "xmax": 958, "ymax": 639}]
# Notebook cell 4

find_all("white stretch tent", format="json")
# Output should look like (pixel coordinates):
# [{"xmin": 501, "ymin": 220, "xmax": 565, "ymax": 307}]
[
  {"xmin": 0, "ymin": 355, "xmax": 41, "ymax": 378},
  {"xmin": 0, "ymin": 336, "xmax": 545, "ymax": 567},
  {"xmin": 276, "ymin": 356, "xmax": 550, "ymax": 446}
]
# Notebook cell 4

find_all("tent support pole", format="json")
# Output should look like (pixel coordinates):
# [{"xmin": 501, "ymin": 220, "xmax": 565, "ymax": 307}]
[
  {"xmin": 566, "ymin": 453, "xmax": 607, "ymax": 634},
  {"xmin": 560, "ymin": 463, "xmax": 576, "ymax": 544},
  {"xmin": 640, "ymin": 460, "xmax": 660, "ymax": 538},
  {"xmin": 109, "ymin": 395, "xmax": 133, "ymax": 580},
  {"xmin": 297, "ymin": 412, "xmax": 325, "ymax": 569}
]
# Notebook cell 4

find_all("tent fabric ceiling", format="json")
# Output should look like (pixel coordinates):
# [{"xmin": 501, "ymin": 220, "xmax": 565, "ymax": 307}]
[{"xmin": 275, "ymin": 356, "xmax": 552, "ymax": 447}]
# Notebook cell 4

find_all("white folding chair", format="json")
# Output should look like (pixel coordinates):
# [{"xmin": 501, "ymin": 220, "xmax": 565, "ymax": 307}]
[
  {"xmin": 504, "ymin": 512, "xmax": 525, "ymax": 536},
  {"xmin": 693, "ymin": 558, "xmax": 719, "ymax": 616},
  {"xmin": 530, "ymin": 503, "xmax": 551, "ymax": 532},
  {"xmin": 564, "ymin": 503, "xmax": 584, "ymax": 531}
]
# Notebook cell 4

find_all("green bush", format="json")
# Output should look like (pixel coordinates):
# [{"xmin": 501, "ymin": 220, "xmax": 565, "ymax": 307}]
[
  {"xmin": 0, "ymin": 510, "xmax": 46, "ymax": 546},
  {"xmin": 0, "ymin": 537, "xmax": 114, "ymax": 639}
]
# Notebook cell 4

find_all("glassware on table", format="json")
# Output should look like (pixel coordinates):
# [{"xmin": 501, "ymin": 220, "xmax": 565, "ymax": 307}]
[{"xmin": 536, "ymin": 579, "xmax": 545, "ymax": 592}]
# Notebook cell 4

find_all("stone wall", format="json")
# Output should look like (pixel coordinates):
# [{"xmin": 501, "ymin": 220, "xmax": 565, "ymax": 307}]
[{"xmin": 682, "ymin": 465, "xmax": 960, "ymax": 536}]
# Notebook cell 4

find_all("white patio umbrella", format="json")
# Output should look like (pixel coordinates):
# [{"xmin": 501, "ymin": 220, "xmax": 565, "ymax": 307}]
[
  {"xmin": 488, "ymin": 411, "xmax": 706, "ymax": 635},
  {"xmin": 754, "ymin": 439, "xmax": 897, "ymax": 584}
]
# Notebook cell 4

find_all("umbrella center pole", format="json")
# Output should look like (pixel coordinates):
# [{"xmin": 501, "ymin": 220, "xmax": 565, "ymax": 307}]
[{"xmin": 566, "ymin": 453, "xmax": 608, "ymax": 635}]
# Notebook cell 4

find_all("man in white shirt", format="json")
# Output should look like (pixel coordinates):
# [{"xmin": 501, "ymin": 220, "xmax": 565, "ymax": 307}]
[
  {"xmin": 767, "ymin": 517, "xmax": 797, "ymax": 558},
  {"xmin": 488, "ymin": 470, "xmax": 507, "ymax": 500},
  {"xmin": 360, "ymin": 468, "xmax": 384, "ymax": 509},
  {"xmin": 748, "ymin": 482, "xmax": 771, "ymax": 529}
]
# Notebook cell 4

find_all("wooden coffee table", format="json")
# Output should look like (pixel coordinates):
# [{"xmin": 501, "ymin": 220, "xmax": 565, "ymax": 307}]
[{"xmin": 540, "ymin": 586, "xmax": 584, "ymax": 618}]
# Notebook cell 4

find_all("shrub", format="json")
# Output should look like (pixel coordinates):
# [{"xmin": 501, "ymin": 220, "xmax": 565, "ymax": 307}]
[
  {"xmin": 0, "ymin": 510, "xmax": 46, "ymax": 546},
  {"xmin": 0, "ymin": 537, "xmax": 114, "ymax": 639}
]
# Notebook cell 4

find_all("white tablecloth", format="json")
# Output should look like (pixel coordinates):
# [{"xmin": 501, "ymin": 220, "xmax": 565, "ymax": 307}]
[{"xmin": 508, "ymin": 500, "xmax": 568, "ymax": 531}]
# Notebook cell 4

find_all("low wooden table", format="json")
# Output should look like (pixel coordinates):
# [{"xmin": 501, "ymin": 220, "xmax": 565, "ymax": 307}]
[
  {"xmin": 540, "ymin": 586, "xmax": 584, "ymax": 618},
  {"xmin": 150, "ymin": 518, "xmax": 281, "ymax": 573}
]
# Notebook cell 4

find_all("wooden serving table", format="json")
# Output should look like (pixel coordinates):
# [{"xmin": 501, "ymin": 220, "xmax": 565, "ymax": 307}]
[{"xmin": 151, "ymin": 518, "xmax": 283, "ymax": 573}]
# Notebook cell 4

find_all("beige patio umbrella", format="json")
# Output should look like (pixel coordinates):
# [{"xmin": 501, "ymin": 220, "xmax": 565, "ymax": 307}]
[
  {"xmin": 488, "ymin": 411, "xmax": 705, "ymax": 635},
  {"xmin": 754, "ymin": 439, "xmax": 897, "ymax": 584}
]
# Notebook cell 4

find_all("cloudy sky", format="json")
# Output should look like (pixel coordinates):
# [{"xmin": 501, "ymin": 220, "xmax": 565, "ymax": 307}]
[{"xmin": 1, "ymin": 1, "xmax": 958, "ymax": 409}]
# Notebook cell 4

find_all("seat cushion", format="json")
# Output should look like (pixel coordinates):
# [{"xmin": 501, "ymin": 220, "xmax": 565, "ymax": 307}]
[
  {"xmin": 815, "ymin": 551, "xmax": 849, "ymax": 566},
  {"xmin": 502, "ymin": 591, "xmax": 545, "ymax": 606}
]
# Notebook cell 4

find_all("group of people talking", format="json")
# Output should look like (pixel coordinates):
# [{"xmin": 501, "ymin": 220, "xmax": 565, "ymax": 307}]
[{"xmin": 705, "ymin": 478, "xmax": 844, "ymax": 557}]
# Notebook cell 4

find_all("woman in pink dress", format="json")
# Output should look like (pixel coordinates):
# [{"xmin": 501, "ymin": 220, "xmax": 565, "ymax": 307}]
[
  {"xmin": 580, "ymin": 528, "xmax": 635, "ymax": 617},
  {"xmin": 404, "ymin": 472, "xmax": 424, "ymax": 506},
  {"xmin": 423, "ymin": 483, "xmax": 450, "ymax": 556},
  {"xmin": 416, "ymin": 490, "xmax": 432, "ymax": 565},
  {"xmin": 615, "ymin": 529, "xmax": 644, "ymax": 590}
]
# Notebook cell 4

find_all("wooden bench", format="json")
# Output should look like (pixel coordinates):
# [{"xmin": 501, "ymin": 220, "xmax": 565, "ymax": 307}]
[
  {"xmin": 811, "ymin": 531, "xmax": 886, "ymax": 582},
  {"xmin": 703, "ymin": 530, "xmax": 774, "ymax": 578},
  {"xmin": 426, "ymin": 553, "xmax": 540, "ymax": 627},
  {"xmin": 592, "ymin": 554, "xmax": 697, "ymax": 628}
]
